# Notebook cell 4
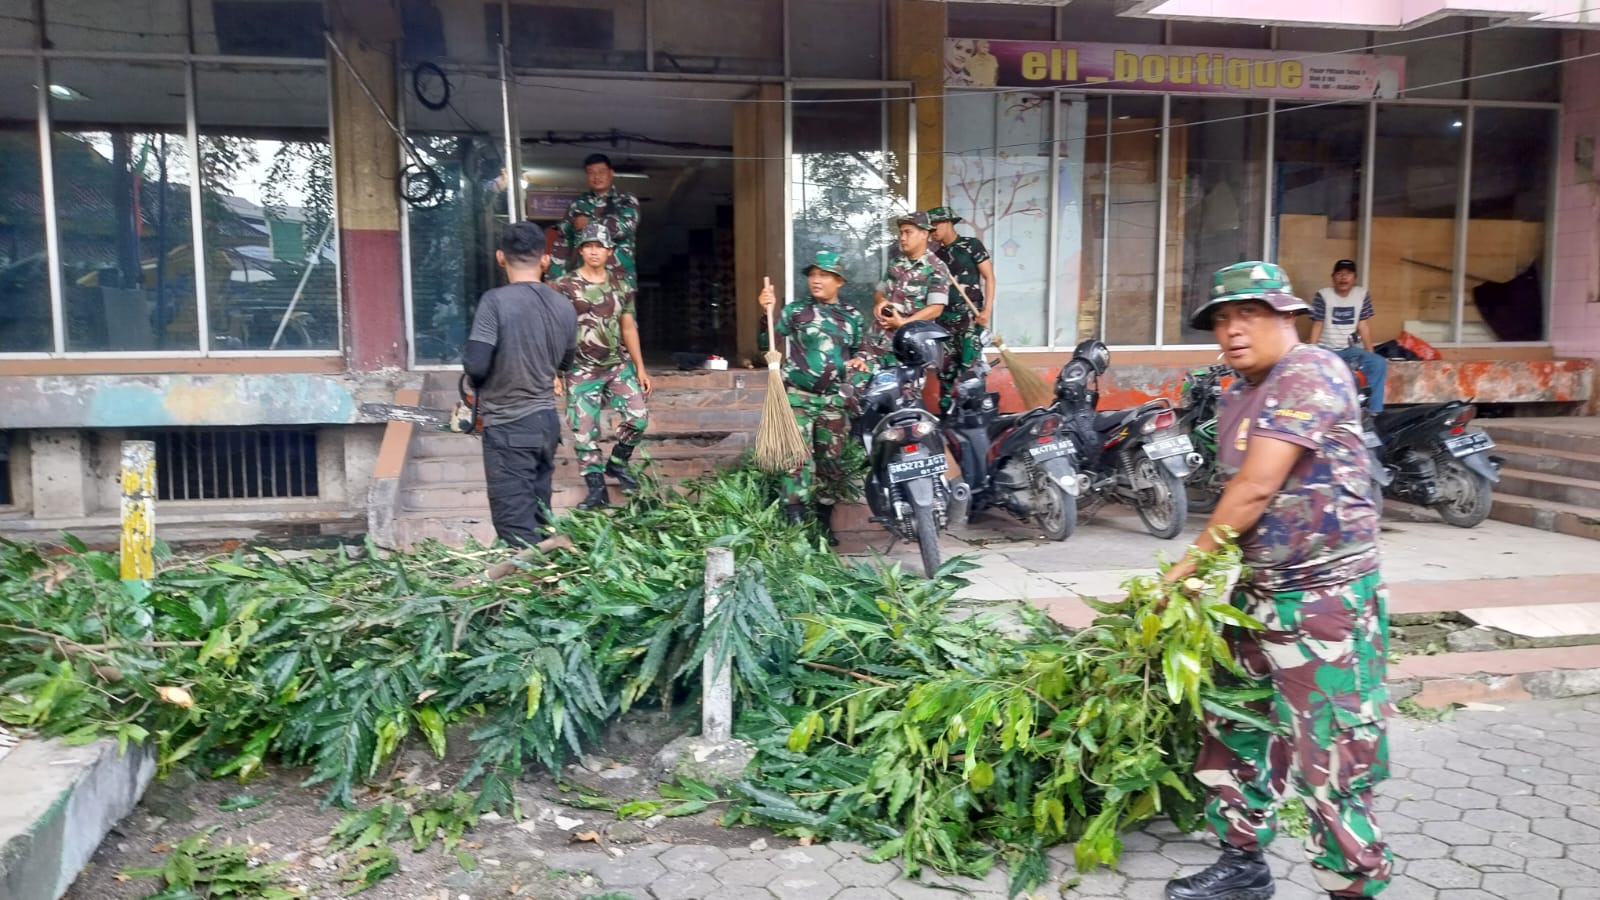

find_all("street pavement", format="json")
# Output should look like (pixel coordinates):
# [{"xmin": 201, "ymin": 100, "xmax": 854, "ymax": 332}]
[{"xmin": 541, "ymin": 697, "xmax": 1600, "ymax": 899}]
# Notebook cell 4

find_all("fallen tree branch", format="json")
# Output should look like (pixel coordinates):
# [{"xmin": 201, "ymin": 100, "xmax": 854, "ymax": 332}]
[
  {"xmin": 451, "ymin": 534, "xmax": 574, "ymax": 588},
  {"xmin": 0, "ymin": 624, "xmax": 205, "ymax": 657},
  {"xmin": 802, "ymin": 661, "xmax": 894, "ymax": 687}
]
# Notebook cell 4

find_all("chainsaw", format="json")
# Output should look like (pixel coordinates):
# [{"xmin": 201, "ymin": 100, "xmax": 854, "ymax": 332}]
[{"xmin": 361, "ymin": 374, "xmax": 481, "ymax": 434}]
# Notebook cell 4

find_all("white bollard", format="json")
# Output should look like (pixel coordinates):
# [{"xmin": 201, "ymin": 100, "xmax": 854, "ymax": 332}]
[{"xmin": 701, "ymin": 547, "xmax": 736, "ymax": 744}]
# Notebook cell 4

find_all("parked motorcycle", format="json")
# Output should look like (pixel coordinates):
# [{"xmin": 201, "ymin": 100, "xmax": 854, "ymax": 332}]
[
  {"xmin": 1052, "ymin": 340, "xmax": 1199, "ymax": 539},
  {"xmin": 941, "ymin": 360, "xmax": 1081, "ymax": 540},
  {"xmin": 1177, "ymin": 361, "xmax": 1392, "ymax": 518},
  {"xmin": 855, "ymin": 322, "xmax": 960, "ymax": 577},
  {"xmin": 1370, "ymin": 401, "xmax": 1501, "ymax": 527}
]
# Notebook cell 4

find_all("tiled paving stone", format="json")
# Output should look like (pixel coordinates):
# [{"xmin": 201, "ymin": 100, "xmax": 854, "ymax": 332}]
[{"xmin": 769, "ymin": 869, "xmax": 844, "ymax": 900}]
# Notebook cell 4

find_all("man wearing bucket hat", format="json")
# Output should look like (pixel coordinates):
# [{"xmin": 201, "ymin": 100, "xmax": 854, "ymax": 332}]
[
  {"xmin": 551, "ymin": 223, "xmax": 653, "ymax": 510},
  {"xmin": 927, "ymin": 206, "xmax": 995, "ymax": 413},
  {"xmin": 758, "ymin": 250, "xmax": 871, "ymax": 542},
  {"xmin": 866, "ymin": 211, "xmax": 953, "ymax": 364},
  {"xmin": 1163, "ymin": 261, "xmax": 1391, "ymax": 900}
]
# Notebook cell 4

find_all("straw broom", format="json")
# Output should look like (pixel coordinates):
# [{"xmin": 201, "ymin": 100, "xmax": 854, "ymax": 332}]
[
  {"xmin": 754, "ymin": 277, "xmax": 811, "ymax": 473},
  {"xmin": 951, "ymin": 281, "xmax": 1054, "ymax": 410}
]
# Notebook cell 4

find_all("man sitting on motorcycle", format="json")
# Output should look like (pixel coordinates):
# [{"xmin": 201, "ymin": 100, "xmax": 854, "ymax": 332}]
[
  {"xmin": 1309, "ymin": 258, "xmax": 1388, "ymax": 414},
  {"xmin": 1163, "ymin": 261, "xmax": 1392, "ymax": 900}
]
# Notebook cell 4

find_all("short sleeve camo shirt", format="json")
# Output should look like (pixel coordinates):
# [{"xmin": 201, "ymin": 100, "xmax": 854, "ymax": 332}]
[
  {"xmin": 876, "ymin": 251, "xmax": 953, "ymax": 319},
  {"xmin": 1215, "ymin": 343, "xmax": 1379, "ymax": 591},
  {"xmin": 933, "ymin": 235, "xmax": 990, "ymax": 314},
  {"xmin": 551, "ymin": 270, "xmax": 636, "ymax": 376},
  {"xmin": 776, "ymin": 299, "xmax": 865, "ymax": 395}
]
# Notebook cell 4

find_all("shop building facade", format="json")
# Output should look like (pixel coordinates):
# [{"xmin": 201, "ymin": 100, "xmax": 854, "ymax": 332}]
[{"xmin": 0, "ymin": 0, "xmax": 1595, "ymax": 539}]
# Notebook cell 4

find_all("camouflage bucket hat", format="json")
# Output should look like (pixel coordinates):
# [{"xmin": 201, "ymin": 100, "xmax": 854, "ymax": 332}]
[
  {"xmin": 577, "ymin": 223, "xmax": 614, "ymax": 249},
  {"xmin": 895, "ymin": 211, "xmax": 934, "ymax": 231},
  {"xmin": 803, "ymin": 249, "xmax": 848, "ymax": 281},
  {"xmin": 1189, "ymin": 260, "xmax": 1309, "ymax": 330},
  {"xmin": 926, "ymin": 206, "xmax": 963, "ymax": 225}
]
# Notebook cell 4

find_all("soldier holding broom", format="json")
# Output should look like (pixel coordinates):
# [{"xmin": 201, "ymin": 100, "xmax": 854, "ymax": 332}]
[
  {"xmin": 927, "ymin": 206, "xmax": 996, "ymax": 413},
  {"xmin": 757, "ymin": 251, "xmax": 870, "ymax": 544}
]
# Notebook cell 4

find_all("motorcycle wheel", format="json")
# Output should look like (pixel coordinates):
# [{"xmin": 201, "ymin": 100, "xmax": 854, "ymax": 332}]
[
  {"xmin": 1186, "ymin": 469, "xmax": 1221, "ymax": 515},
  {"xmin": 913, "ymin": 503, "xmax": 942, "ymax": 578},
  {"xmin": 1133, "ymin": 456, "xmax": 1189, "ymax": 540},
  {"xmin": 1433, "ymin": 455, "xmax": 1493, "ymax": 528},
  {"xmin": 1032, "ymin": 474, "xmax": 1077, "ymax": 542}
]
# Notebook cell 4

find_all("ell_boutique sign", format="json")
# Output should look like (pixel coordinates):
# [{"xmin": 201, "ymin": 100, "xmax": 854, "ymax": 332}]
[{"xmin": 946, "ymin": 38, "xmax": 1405, "ymax": 101}]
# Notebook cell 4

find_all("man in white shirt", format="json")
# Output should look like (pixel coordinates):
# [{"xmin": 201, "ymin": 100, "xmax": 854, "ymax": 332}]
[{"xmin": 1308, "ymin": 259, "xmax": 1388, "ymax": 413}]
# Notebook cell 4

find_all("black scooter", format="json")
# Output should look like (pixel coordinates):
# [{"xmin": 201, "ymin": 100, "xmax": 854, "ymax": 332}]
[
  {"xmin": 855, "ymin": 323, "xmax": 959, "ymax": 578},
  {"xmin": 941, "ymin": 360, "xmax": 1081, "ymax": 540},
  {"xmin": 1370, "ymin": 401, "xmax": 1501, "ymax": 527}
]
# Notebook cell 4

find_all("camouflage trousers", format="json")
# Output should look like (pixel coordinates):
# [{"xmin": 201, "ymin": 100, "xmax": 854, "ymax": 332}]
[
  {"xmin": 566, "ymin": 361, "xmax": 650, "ymax": 474},
  {"xmin": 936, "ymin": 319, "xmax": 986, "ymax": 413},
  {"xmin": 780, "ymin": 388, "xmax": 850, "ymax": 506},
  {"xmin": 1197, "ymin": 571, "xmax": 1394, "ymax": 897}
]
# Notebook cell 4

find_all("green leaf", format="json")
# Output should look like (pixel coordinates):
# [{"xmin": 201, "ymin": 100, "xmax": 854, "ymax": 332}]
[{"xmin": 218, "ymin": 794, "xmax": 265, "ymax": 812}]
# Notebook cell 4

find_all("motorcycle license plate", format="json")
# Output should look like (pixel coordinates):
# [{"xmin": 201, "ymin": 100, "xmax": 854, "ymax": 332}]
[
  {"xmin": 1144, "ymin": 434, "xmax": 1194, "ymax": 459},
  {"xmin": 887, "ymin": 456, "xmax": 948, "ymax": 484},
  {"xmin": 1444, "ymin": 431, "xmax": 1495, "ymax": 457},
  {"xmin": 1029, "ymin": 440, "xmax": 1072, "ymax": 460}
]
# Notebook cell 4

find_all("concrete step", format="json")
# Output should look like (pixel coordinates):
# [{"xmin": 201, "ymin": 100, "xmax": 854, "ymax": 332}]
[
  {"xmin": 1495, "ymin": 467, "xmax": 1600, "ymax": 509},
  {"xmin": 1490, "ymin": 494, "xmax": 1600, "ymax": 541},
  {"xmin": 411, "ymin": 430, "xmax": 752, "ymax": 460},
  {"xmin": 424, "ymin": 386, "xmax": 770, "ymax": 412},
  {"xmin": 407, "ymin": 452, "xmax": 738, "ymax": 486},
  {"xmin": 1391, "ymin": 645, "xmax": 1600, "ymax": 707},
  {"xmin": 1492, "ymin": 442, "xmax": 1600, "ymax": 483},
  {"xmin": 423, "ymin": 368, "xmax": 766, "ymax": 393},
  {"xmin": 1481, "ymin": 420, "xmax": 1600, "ymax": 456}
]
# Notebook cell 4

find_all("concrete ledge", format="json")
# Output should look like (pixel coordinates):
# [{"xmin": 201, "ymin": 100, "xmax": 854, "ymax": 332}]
[{"xmin": 0, "ymin": 737, "xmax": 155, "ymax": 900}]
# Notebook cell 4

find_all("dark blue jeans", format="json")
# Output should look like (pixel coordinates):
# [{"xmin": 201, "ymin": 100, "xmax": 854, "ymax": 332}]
[
  {"xmin": 482, "ymin": 408, "xmax": 562, "ymax": 547},
  {"xmin": 1338, "ymin": 347, "xmax": 1388, "ymax": 413}
]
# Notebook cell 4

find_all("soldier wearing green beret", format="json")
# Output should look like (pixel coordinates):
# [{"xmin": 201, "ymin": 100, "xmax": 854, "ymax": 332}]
[{"xmin": 758, "ymin": 250, "xmax": 870, "ymax": 545}]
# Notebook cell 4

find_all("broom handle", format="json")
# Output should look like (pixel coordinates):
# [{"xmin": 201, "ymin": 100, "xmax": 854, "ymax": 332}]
[
  {"xmin": 949, "ymin": 281, "xmax": 1010, "ymax": 351},
  {"xmin": 763, "ymin": 276, "xmax": 780, "ymax": 366}
]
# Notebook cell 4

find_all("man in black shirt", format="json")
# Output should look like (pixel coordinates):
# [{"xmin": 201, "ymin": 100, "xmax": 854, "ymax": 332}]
[{"xmin": 464, "ymin": 222, "xmax": 579, "ymax": 546}]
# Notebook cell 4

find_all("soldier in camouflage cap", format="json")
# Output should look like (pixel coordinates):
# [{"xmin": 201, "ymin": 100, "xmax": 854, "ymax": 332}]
[
  {"xmin": 866, "ymin": 211, "xmax": 954, "ymax": 366},
  {"xmin": 759, "ymin": 250, "xmax": 871, "ymax": 544},
  {"xmin": 1163, "ymin": 261, "xmax": 1391, "ymax": 900},
  {"xmin": 549, "ymin": 154, "xmax": 640, "ymax": 285},
  {"xmin": 551, "ymin": 223, "xmax": 654, "ymax": 510},
  {"xmin": 927, "ymin": 206, "xmax": 995, "ymax": 413}
]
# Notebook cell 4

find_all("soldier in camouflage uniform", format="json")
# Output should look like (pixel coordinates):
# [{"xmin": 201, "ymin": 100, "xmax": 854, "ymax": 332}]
[
  {"xmin": 551, "ymin": 224, "xmax": 654, "ymax": 510},
  {"xmin": 1163, "ymin": 262, "xmax": 1391, "ymax": 900},
  {"xmin": 867, "ymin": 211, "xmax": 953, "ymax": 365},
  {"xmin": 760, "ymin": 251, "xmax": 870, "ymax": 544},
  {"xmin": 549, "ymin": 153, "xmax": 640, "ymax": 284},
  {"xmin": 927, "ymin": 207, "xmax": 995, "ymax": 413}
]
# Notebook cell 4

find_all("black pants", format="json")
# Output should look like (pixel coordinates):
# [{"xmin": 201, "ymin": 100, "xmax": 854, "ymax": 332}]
[{"xmin": 481, "ymin": 408, "xmax": 562, "ymax": 547}]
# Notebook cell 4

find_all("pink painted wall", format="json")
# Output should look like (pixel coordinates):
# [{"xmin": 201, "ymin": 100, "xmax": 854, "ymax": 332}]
[
  {"xmin": 1551, "ymin": 30, "xmax": 1600, "ymax": 360},
  {"xmin": 1139, "ymin": 0, "xmax": 1590, "ymax": 29}
]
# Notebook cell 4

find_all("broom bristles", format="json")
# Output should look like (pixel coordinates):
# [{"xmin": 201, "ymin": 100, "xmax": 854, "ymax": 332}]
[
  {"xmin": 1004, "ymin": 351, "xmax": 1055, "ymax": 410},
  {"xmin": 755, "ymin": 351, "xmax": 811, "ymax": 473}
]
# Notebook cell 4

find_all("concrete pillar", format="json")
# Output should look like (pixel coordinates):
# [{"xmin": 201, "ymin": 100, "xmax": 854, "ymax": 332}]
[
  {"xmin": 330, "ymin": 1, "xmax": 408, "ymax": 371},
  {"xmin": 733, "ymin": 85, "xmax": 786, "ymax": 365},
  {"xmin": 29, "ymin": 430, "xmax": 90, "ymax": 520},
  {"xmin": 890, "ymin": 0, "xmax": 946, "ymax": 210}
]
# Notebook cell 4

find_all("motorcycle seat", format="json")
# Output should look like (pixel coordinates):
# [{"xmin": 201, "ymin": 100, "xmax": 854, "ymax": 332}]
[
  {"xmin": 1372, "ymin": 405, "xmax": 1444, "ymax": 437},
  {"xmin": 1093, "ymin": 409, "xmax": 1138, "ymax": 434}
]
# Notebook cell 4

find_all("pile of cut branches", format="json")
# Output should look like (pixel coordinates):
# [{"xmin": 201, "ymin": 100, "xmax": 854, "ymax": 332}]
[{"xmin": 0, "ymin": 465, "xmax": 1259, "ymax": 897}]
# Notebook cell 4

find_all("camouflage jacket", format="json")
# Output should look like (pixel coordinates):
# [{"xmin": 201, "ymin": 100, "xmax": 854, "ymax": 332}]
[
  {"xmin": 776, "ymin": 299, "xmax": 865, "ymax": 395},
  {"xmin": 1216, "ymin": 343, "xmax": 1380, "ymax": 592},
  {"xmin": 876, "ymin": 251, "xmax": 952, "ymax": 319},
  {"xmin": 550, "ymin": 189, "xmax": 640, "ymax": 281},
  {"xmin": 933, "ymin": 235, "xmax": 990, "ymax": 325},
  {"xmin": 551, "ymin": 269, "xmax": 635, "ymax": 374}
]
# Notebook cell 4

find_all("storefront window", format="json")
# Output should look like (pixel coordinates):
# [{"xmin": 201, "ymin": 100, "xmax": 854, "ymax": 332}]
[
  {"xmin": 654, "ymin": 0, "xmax": 781, "ymax": 76},
  {"xmin": 1272, "ymin": 103, "xmax": 1364, "ymax": 307},
  {"xmin": 505, "ymin": 0, "xmax": 647, "ymax": 71},
  {"xmin": 791, "ymin": 89, "xmax": 905, "ymax": 320},
  {"xmin": 1371, "ymin": 105, "xmax": 1464, "ymax": 345},
  {"xmin": 1376, "ymin": 17, "xmax": 1467, "ymax": 99},
  {"xmin": 947, "ymin": 2, "xmax": 1052, "ymax": 41},
  {"xmin": 1165, "ymin": 98, "xmax": 1267, "ymax": 345},
  {"xmin": 404, "ymin": 68, "xmax": 508, "ymax": 366},
  {"xmin": 197, "ymin": 65, "xmax": 337, "ymax": 352},
  {"xmin": 1465, "ymin": 107, "xmax": 1553, "ymax": 342},
  {"xmin": 1470, "ymin": 25, "xmax": 1560, "ymax": 102},
  {"xmin": 50, "ymin": 60, "xmax": 196, "ymax": 352},
  {"xmin": 943, "ymin": 91, "xmax": 1051, "ymax": 346},
  {"xmin": 1057, "ymin": 94, "xmax": 1093, "ymax": 344},
  {"xmin": 1099, "ymin": 94, "xmax": 1162, "ymax": 346},
  {"xmin": 790, "ymin": 0, "xmax": 883, "ymax": 79},
  {"xmin": 0, "ymin": 64, "xmax": 48, "ymax": 353}
]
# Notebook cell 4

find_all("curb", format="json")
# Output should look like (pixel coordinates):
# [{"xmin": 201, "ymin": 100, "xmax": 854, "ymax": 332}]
[{"xmin": 0, "ymin": 737, "xmax": 155, "ymax": 900}]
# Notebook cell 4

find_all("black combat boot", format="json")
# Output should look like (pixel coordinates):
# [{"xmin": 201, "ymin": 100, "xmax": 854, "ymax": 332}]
[
  {"xmin": 576, "ymin": 472, "xmax": 610, "ymax": 510},
  {"xmin": 605, "ymin": 443, "xmax": 640, "ymax": 493},
  {"xmin": 814, "ymin": 502, "xmax": 840, "ymax": 547},
  {"xmin": 784, "ymin": 503, "xmax": 807, "ymax": 526},
  {"xmin": 1165, "ymin": 844, "xmax": 1274, "ymax": 900}
]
